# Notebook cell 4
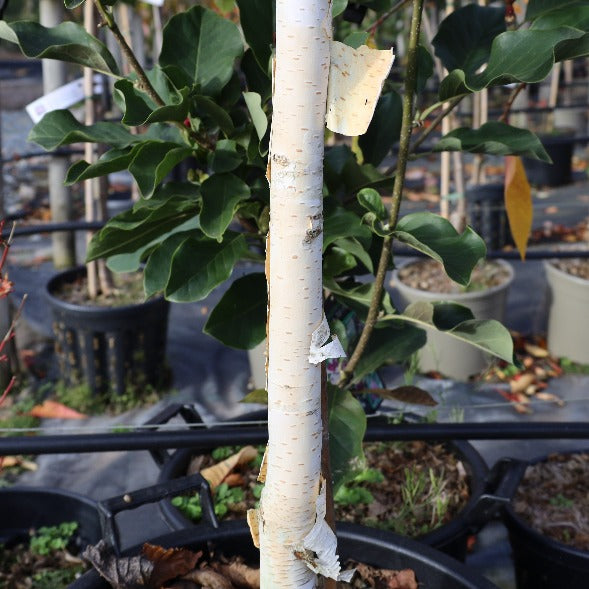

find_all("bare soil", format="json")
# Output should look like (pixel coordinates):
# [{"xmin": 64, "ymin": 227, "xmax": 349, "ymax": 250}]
[
  {"xmin": 396, "ymin": 259, "xmax": 511, "ymax": 294},
  {"xmin": 550, "ymin": 258, "xmax": 589, "ymax": 280},
  {"xmin": 513, "ymin": 452, "xmax": 589, "ymax": 550}
]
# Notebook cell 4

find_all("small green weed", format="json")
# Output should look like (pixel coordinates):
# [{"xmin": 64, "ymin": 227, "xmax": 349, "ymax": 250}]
[
  {"xmin": 549, "ymin": 493, "xmax": 574, "ymax": 508},
  {"xmin": 334, "ymin": 485, "xmax": 374, "ymax": 506},
  {"xmin": 30, "ymin": 522, "xmax": 78, "ymax": 556}
]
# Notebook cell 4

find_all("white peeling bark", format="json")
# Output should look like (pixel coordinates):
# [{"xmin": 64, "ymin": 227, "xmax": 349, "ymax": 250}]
[{"xmin": 257, "ymin": 1, "xmax": 331, "ymax": 587}]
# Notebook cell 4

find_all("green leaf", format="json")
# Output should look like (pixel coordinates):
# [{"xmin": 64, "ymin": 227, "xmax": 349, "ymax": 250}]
[
  {"xmin": 114, "ymin": 79, "xmax": 154, "ymax": 126},
  {"xmin": 323, "ymin": 247, "xmax": 357, "ymax": 277},
  {"xmin": 204, "ymin": 273, "xmax": 267, "ymax": 349},
  {"xmin": 324, "ymin": 278, "xmax": 394, "ymax": 319},
  {"xmin": 193, "ymin": 95, "xmax": 235, "ymax": 136},
  {"xmin": 353, "ymin": 323, "xmax": 427, "ymax": 384},
  {"xmin": 333, "ymin": 0, "xmax": 348, "ymax": 17},
  {"xmin": 240, "ymin": 389, "xmax": 268, "ymax": 404},
  {"xmin": 209, "ymin": 140, "xmax": 243, "ymax": 173},
  {"xmin": 393, "ymin": 212, "xmax": 486, "ymax": 285},
  {"xmin": 159, "ymin": 6, "xmax": 243, "ymax": 96},
  {"xmin": 432, "ymin": 5, "xmax": 505, "ymax": 75},
  {"xmin": 243, "ymin": 92, "xmax": 268, "ymax": 143},
  {"xmin": 65, "ymin": 148, "xmax": 136, "ymax": 185},
  {"xmin": 0, "ymin": 20, "xmax": 119, "ymax": 76},
  {"xmin": 200, "ymin": 173, "xmax": 251, "ymax": 240},
  {"xmin": 328, "ymin": 385, "xmax": 366, "ymax": 493},
  {"xmin": 242, "ymin": 49, "xmax": 272, "ymax": 103},
  {"xmin": 357, "ymin": 188, "xmax": 388, "ymax": 221},
  {"xmin": 235, "ymin": 0, "xmax": 274, "ymax": 71},
  {"xmin": 332, "ymin": 237, "xmax": 374, "ymax": 274},
  {"xmin": 161, "ymin": 232, "xmax": 248, "ymax": 302},
  {"xmin": 434, "ymin": 122, "xmax": 551, "ymax": 163},
  {"xmin": 28, "ymin": 109, "xmax": 136, "ymax": 151},
  {"xmin": 129, "ymin": 142, "xmax": 194, "ymax": 198},
  {"xmin": 392, "ymin": 301, "xmax": 514, "ymax": 364},
  {"xmin": 358, "ymin": 91, "xmax": 402, "ymax": 166},
  {"xmin": 416, "ymin": 45, "xmax": 434, "ymax": 93},
  {"xmin": 86, "ymin": 187, "xmax": 199, "ymax": 262},
  {"xmin": 525, "ymin": 0, "xmax": 580, "ymax": 21},
  {"xmin": 344, "ymin": 32, "xmax": 369, "ymax": 49},
  {"xmin": 323, "ymin": 208, "xmax": 372, "ymax": 250},
  {"xmin": 530, "ymin": 2, "xmax": 589, "ymax": 30},
  {"xmin": 439, "ymin": 27, "xmax": 589, "ymax": 100}
]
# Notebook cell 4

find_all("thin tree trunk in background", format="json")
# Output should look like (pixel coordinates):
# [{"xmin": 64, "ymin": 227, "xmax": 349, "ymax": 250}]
[
  {"xmin": 257, "ymin": 1, "xmax": 331, "ymax": 586},
  {"xmin": 40, "ymin": 0, "xmax": 76, "ymax": 269}
]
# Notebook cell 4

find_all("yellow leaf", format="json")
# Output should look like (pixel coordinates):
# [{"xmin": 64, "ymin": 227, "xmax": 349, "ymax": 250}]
[{"xmin": 504, "ymin": 155, "xmax": 532, "ymax": 260}]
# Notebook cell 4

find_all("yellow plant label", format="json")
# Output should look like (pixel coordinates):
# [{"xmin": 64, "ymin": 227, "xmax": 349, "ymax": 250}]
[{"xmin": 504, "ymin": 155, "xmax": 532, "ymax": 260}]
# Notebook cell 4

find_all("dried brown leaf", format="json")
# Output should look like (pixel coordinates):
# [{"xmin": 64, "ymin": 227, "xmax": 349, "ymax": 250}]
[
  {"xmin": 353, "ymin": 563, "xmax": 418, "ymax": 589},
  {"xmin": 82, "ymin": 540, "xmax": 154, "ymax": 589},
  {"xmin": 180, "ymin": 568, "xmax": 235, "ymax": 589},
  {"xmin": 523, "ymin": 342, "xmax": 549, "ymax": 358},
  {"xmin": 201, "ymin": 446, "xmax": 259, "ymax": 490},
  {"xmin": 360, "ymin": 386, "xmax": 437, "ymax": 407},
  {"xmin": 142, "ymin": 543, "xmax": 201, "ymax": 588},
  {"xmin": 510, "ymin": 373, "xmax": 536, "ymax": 394},
  {"xmin": 213, "ymin": 561, "xmax": 260, "ymax": 588}
]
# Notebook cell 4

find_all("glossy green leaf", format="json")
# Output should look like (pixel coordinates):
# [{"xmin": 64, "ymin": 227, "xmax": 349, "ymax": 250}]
[
  {"xmin": 243, "ymin": 92, "xmax": 268, "ymax": 143},
  {"xmin": 391, "ymin": 301, "xmax": 514, "ymax": 363},
  {"xmin": 439, "ymin": 27, "xmax": 589, "ymax": 100},
  {"xmin": 193, "ymin": 95, "xmax": 235, "ymax": 137},
  {"xmin": 393, "ymin": 212, "xmax": 486, "ymax": 285},
  {"xmin": 0, "ymin": 20, "xmax": 119, "ymax": 76},
  {"xmin": 358, "ymin": 91, "xmax": 402, "ymax": 166},
  {"xmin": 114, "ymin": 79, "xmax": 154, "ymax": 126},
  {"xmin": 434, "ymin": 122, "xmax": 551, "ymax": 163},
  {"xmin": 161, "ymin": 232, "xmax": 248, "ymax": 302},
  {"xmin": 526, "ymin": 0, "xmax": 580, "ymax": 21},
  {"xmin": 432, "ymin": 5, "xmax": 505, "ymax": 75},
  {"xmin": 357, "ymin": 188, "xmax": 388, "ymax": 221},
  {"xmin": 323, "ymin": 247, "xmax": 357, "ymax": 277},
  {"xmin": 324, "ymin": 278, "xmax": 394, "ymax": 320},
  {"xmin": 352, "ymin": 323, "xmax": 427, "ymax": 384},
  {"xmin": 332, "ymin": 237, "xmax": 374, "ymax": 274},
  {"xmin": 530, "ymin": 2, "xmax": 589, "ymax": 30},
  {"xmin": 328, "ymin": 384, "xmax": 366, "ymax": 493},
  {"xmin": 28, "ymin": 109, "xmax": 136, "ymax": 151},
  {"xmin": 129, "ymin": 142, "xmax": 194, "ymax": 198},
  {"xmin": 209, "ymin": 140, "xmax": 243, "ymax": 173},
  {"xmin": 145, "ymin": 88, "xmax": 191, "ymax": 124},
  {"xmin": 333, "ymin": 0, "xmax": 348, "ymax": 17},
  {"xmin": 65, "ymin": 148, "xmax": 135, "ymax": 185},
  {"xmin": 416, "ymin": 45, "xmax": 434, "ymax": 93},
  {"xmin": 204, "ymin": 273, "xmax": 267, "ymax": 349},
  {"xmin": 323, "ymin": 208, "xmax": 372, "ymax": 250},
  {"xmin": 86, "ymin": 187, "xmax": 199, "ymax": 262},
  {"xmin": 235, "ymin": 0, "xmax": 274, "ymax": 71},
  {"xmin": 159, "ymin": 6, "xmax": 243, "ymax": 96},
  {"xmin": 344, "ymin": 32, "xmax": 369, "ymax": 49},
  {"xmin": 241, "ymin": 49, "xmax": 272, "ymax": 103},
  {"xmin": 200, "ymin": 173, "xmax": 251, "ymax": 240}
]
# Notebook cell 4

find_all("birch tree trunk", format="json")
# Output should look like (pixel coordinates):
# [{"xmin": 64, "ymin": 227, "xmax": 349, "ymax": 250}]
[{"xmin": 257, "ymin": 1, "xmax": 331, "ymax": 587}]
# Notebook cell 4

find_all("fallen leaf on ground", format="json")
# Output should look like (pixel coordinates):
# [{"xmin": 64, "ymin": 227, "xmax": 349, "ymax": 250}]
[
  {"xmin": 0, "ymin": 456, "xmax": 37, "ymax": 470},
  {"xmin": 201, "ymin": 446, "xmax": 259, "ymax": 490},
  {"xmin": 212, "ymin": 560, "xmax": 260, "ymax": 588},
  {"xmin": 352, "ymin": 562, "xmax": 418, "ymax": 589},
  {"xmin": 143, "ymin": 543, "xmax": 201, "ymax": 588},
  {"xmin": 179, "ymin": 568, "xmax": 234, "ymax": 589},
  {"xmin": 29, "ymin": 400, "xmax": 87, "ymax": 419},
  {"xmin": 359, "ymin": 386, "xmax": 437, "ymax": 406}
]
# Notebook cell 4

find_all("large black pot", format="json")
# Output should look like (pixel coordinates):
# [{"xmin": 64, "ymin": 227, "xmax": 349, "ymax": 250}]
[
  {"xmin": 498, "ymin": 453, "xmax": 589, "ymax": 589},
  {"xmin": 71, "ymin": 520, "xmax": 499, "ymax": 589},
  {"xmin": 522, "ymin": 131, "xmax": 575, "ymax": 187},
  {"xmin": 150, "ymin": 407, "xmax": 491, "ymax": 561},
  {"xmin": 46, "ymin": 266, "xmax": 170, "ymax": 395},
  {"xmin": 0, "ymin": 487, "xmax": 102, "ymax": 549}
]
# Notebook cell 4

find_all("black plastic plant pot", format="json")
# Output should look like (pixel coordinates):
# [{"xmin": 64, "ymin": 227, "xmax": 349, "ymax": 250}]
[
  {"xmin": 46, "ymin": 266, "xmax": 170, "ymax": 395},
  {"xmin": 0, "ymin": 487, "xmax": 102, "ymax": 549},
  {"xmin": 150, "ymin": 407, "xmax": 490, "ymax": 562},
  {"xmin": 70, "ymin": 520, "xmax": 499, "ymax": 589},
  {"xmin": 500, "ymin": 453, "xmax": 589, "ymax": 589},
  {"xmin": 522, "ymin": 132, "xmax": 575, "ymax": 188},
  {"xmin": 466, "ymin": 183, "xmax": 513, "ymax": 251}
]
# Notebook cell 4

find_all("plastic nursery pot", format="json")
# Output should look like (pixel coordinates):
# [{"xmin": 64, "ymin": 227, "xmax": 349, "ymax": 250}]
[
  {"xmin": 70, "ymin": 520, "xmax": 500, "ymax": 589},
  {"xmin": 0, "ymin": 487, "xmax": 102, "ymax": 549},
  {"xmin": 151, "ymin": 408, "xmax": 490, "ymax": 562},
  {"xmin": 497, "ymin": 452, "xmax": 589, "ymax": 589},
  {"xmin": 544, "ymin": 260, "xmax": 589, "ymax": 365},
  {"xmin": 522, "ymin": 130, "xmax": 575, "ymax": 188},
  {"xmin": 466, "ymin": 183, "xmax": 514, "ymax": 251},
  {"xmin": 46, "ymin": 266, "xmax": 170, "ymax": 395},
  {"xmin": 391, "ymin": 258, "xmax": 514, "ymax": 380}
]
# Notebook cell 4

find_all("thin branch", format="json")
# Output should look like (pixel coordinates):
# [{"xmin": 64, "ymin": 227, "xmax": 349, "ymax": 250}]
[
  {"xmin": 499, "ymin": 82, "xmax": 527, "ymax": 124},
  {"xmin": 339, "ymin": 0, "xmax": 425, "ymax": 387},
  {"xmin": 366, "ymin": 0, "xmax": 413, "ymax": 35}
]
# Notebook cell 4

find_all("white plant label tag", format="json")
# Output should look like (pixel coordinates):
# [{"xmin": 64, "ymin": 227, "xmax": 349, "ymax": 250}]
[
  {"xmin": 309, "ymin": 314, "xmax": 346, "ymax": 365},
  {"xmin": 326, "ymin": 41, "xmax": 395, "ymax": 137},
  {"xmin": 26, "ymin": 75, "xmax": 103, "ymax": 123},
  {"xmin": 142, "ymin": 0, "xmax": 165, "ymax": 6}
]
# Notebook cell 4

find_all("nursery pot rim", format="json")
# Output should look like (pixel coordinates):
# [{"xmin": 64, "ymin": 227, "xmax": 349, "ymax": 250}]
[
  {"xmin": 71, "ymin": 520, "xmax": 499, "ymax": 589},
  {"xmin": 502, "ymin": 449, "xmax": 589, "ymax": 563},
  {"xmin": 45, "ymin": 265, "xmax": 165, "ymax": 316},
  {"xmin": 544, "ymin": 258, "xmax": 589, "ymax": 287},
  {"xmin": 392, "ymin": 257, "xmax": 515, "ymax": 302}
]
